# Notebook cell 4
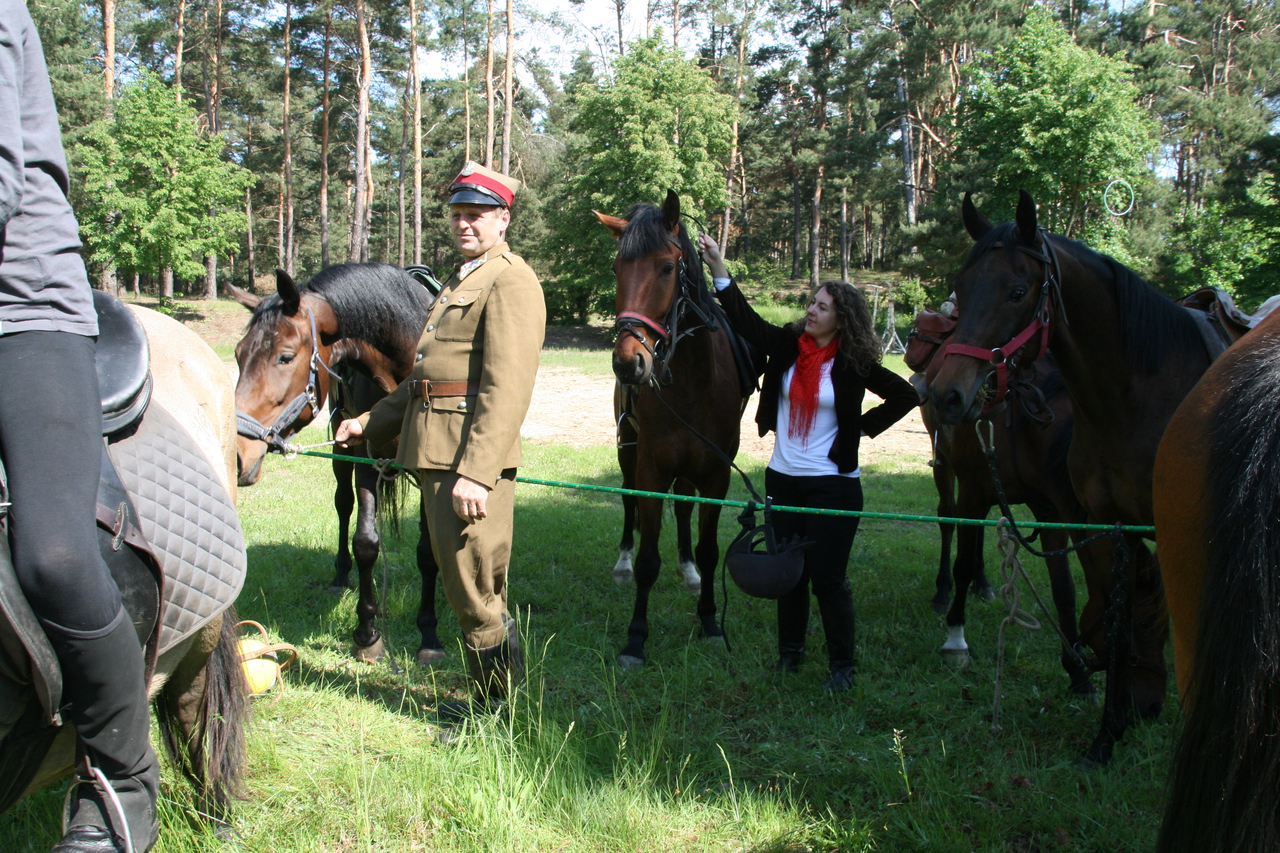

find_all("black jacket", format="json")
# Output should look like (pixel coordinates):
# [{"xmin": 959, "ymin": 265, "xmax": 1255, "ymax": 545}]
[{"xmin": 716, "ymin": 281, "xmax": 918, "ymax": 474}]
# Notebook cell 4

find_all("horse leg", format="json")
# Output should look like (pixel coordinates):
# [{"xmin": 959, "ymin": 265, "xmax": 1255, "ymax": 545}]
[
  {"xmin": 619, "ymin": 495, "xmax": 663, "ymax": 668},
  {"xmin": 1077, "ymin": 532, "xmax": 1139, "ymax": 767},
  {"xmin": 673, "ymin": 477, "xmax": 700, "ymax": 594},
  {"xmin": 351, "ymin": 461, "xmax": 384, "ymax": 662},
  {"xmin": 941, "ymin": 520, "xmax": 983, "ymax": 666},
  {"xmin": 694, "ymin": 474, "xmax": 728, "ymax": 642},
  {"xmin": 154, "ymin": 612, "xmax": 249, "ymax": 830},
  {"xmin": 330, "ymin": 456, "xmax": 356, "ymax": 593},
  {"xmin": 929, "ymin": 445, "xmax": 957, "ymax": 613},
  {"xmin": 1038, "ymin": 526, "xmax": 1093, "ymax": 697},
  {"xmin": 415, "ymin": 498, "xmax": 446, "ymax": 667},
  {"xmin": 614, "ymin": 408, "xmax": 640, "ymax": 584}
]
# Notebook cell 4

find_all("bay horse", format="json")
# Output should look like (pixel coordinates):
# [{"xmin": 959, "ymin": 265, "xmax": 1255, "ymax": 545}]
[
  {"xmin": 922, "ymin": 353, "xmax": 1094, "ymax": 697},
  {"xmin": 2, "ymin": 302, "xmax": 248, "ymax": 829},
  {"xmin": 595, "ymin": 191, "xmax": 746, "ymax": 667},
  {"xmin": 1153, "ymin": 309, "xmax": 1280, "ymax": 853},
  {"xmin": 231, "ymin": 264, "xmax": 445, "ymax": 665},
  {"xmin": 928, "ymin": 191, "xmax": 1212, "ymax": 766}
]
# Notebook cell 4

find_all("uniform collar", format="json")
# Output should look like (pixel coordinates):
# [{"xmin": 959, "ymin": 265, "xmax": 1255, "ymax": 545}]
[{"xmin": 457, "ymin": 241, "xmax": 510, "ymax": 282}]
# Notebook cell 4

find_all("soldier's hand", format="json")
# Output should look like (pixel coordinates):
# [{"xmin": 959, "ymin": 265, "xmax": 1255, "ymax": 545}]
[
  {"xmin": 334, "ymin": 419, "xmax": 365, "ymax": 448},
  {"xmin": 452, "ymin": 475, "xmax": 491, "ymax": 524}
]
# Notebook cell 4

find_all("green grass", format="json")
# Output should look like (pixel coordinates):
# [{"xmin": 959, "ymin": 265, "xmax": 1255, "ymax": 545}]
[{"xmin": 6, "ymin": 400, "xmax": 1174, "ymax": 851}]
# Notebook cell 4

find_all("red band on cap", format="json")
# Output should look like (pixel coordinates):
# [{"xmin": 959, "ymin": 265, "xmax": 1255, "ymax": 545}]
[{"xmin": 452, "ymin": 171, "xmax": 514, "ymax": 206}]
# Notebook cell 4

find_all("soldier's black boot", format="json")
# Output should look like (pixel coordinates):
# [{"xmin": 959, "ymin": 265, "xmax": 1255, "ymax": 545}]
[
  {"xmin": 774, "ymin": 586, "xmax": 809, "ymax": 674},
  {"xmin": 817, "ymin": 581, "xmax": 857, "ymax": 693},
  {"xmin": 437, "ymin": 616, "xmax": 524, "ymax": 737},
  {"xmin": 47, "ymin": 612, "xmax": 159, "ymax": 853}
]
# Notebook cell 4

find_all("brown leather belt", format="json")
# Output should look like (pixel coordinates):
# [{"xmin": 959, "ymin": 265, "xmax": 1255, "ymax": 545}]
[{"xmin": 408, "ymin": 379, "xmax": 481, "ymax": 400}]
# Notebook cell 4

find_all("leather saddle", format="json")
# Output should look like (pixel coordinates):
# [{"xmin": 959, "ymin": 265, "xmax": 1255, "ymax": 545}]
[{"xmin": 1176, "ymin": 287, "xmax": 1279, "ymax": 362}]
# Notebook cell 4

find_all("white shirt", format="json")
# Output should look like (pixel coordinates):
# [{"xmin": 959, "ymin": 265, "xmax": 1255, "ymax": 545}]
[{"xmin": 770, "ymin": 362, "xmax": 859, "ymax": 478}]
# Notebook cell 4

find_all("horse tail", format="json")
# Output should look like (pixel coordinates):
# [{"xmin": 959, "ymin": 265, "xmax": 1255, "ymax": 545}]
[
  {"xmin": 156, "ymin": 609, "xmax": 250, "ymax": 822},
  {"xmin": 1157, "ymin": 341, "xmax": 1280, "ymax": 853}
]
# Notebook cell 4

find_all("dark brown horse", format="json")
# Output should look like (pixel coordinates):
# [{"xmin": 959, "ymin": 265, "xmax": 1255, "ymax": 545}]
[
  {"xmin": 231, "ymin": 264, "xmax": 446, "ymax": 665},
  {"xmin": 928, "ymin": 191, "xmax": 1212, "ymax": 765},
  {"xmin": 1153, "ymin": 308, "xmax": 1280, "ymax": 853},
  {"xmin": 923, "ymin": 353, "xmax": 1094, "ymax": 697},
  {"xmin": 595, "ymin": 191, "xmax": 746, "ymax": 667}
]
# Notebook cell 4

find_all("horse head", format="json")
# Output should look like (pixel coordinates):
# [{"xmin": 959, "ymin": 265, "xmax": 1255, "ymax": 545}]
[
  {"xmin": 230, "ymin": 270, "xmax": 340, "ymax": 486},
  {"xmin": 597, "ymin": 189, "xmax": 690, "ymax": 387},
  {"xmin": 929, "ymin": 190, "xmax": 1058, "ymax": 425}
]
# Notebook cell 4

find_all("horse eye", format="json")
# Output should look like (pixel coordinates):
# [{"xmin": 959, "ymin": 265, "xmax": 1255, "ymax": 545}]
[
  {"xmin": 1009, "ymin": 287, "xmax": 1028, "ymax": 302},
  {"xmin": 277, "ymin": 353, "xmax": 296, "ymax": 365},
  {"xmin": 661, "ymin": 263, "xmax": 675, "ymax": 275}
]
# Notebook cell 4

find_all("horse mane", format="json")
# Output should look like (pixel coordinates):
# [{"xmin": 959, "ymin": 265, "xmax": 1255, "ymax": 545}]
[
  {"xmin": 247, "ymin": 263, "xmax": 430, "ymax": 361},
  {"xmin": 618, "ymin": 203, "xmax": 713, "ymax": 312},
  {"xmin": 1158, "ymin": 341, "xmax": 1280, "ymax": 853},
  {"xmin": 964, "ymin": 223, "xmax": 1202, "ymax": 376}
]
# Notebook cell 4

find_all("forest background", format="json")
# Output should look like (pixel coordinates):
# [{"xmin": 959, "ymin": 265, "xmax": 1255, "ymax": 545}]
[{"xmin": 28, "ymin": 0, "xmax": 1280, "ymax": 321}]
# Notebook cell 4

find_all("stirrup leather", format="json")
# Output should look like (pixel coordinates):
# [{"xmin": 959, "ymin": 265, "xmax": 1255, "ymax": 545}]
[{"xmin": 61, "ymin": 759, "xmax": 138, "ymax": 853}]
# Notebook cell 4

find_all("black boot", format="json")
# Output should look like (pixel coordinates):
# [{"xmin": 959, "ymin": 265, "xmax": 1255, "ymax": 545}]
[
  {"xmin": 437, "ymin": 616, "xmax": 524, "ymax": 733},
  {"xmin": 774, "ymin": 586, "xmax": 809, "ymax": 673},
  {"xmin": 46, "ymin": 612, "xmax": 159, "ymax": 853},
  {"xmin": 817, "ymin": 581, "xmax": 856, "ymax": 693}
]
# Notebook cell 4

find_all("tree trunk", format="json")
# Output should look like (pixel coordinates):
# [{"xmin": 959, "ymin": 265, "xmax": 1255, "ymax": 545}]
[
  {"xmin": 162, "ymin": 267, "xmax": 174, "ymax": 299},
  {"xmin": 245, "ymin": 183, "xmax": 255, "ymax": 287},
  {"xmin": 672, "ymin": 0, "xmax": 680, "ymax": 50},
  {"xmin": 410, "ymin": 0, "xmax": 422, "ymax": 263},
  {"xmin": 102, "ymin": 0, "xmax": 115, "ymax": 103},
  {"xmin": 396, "ymin": 85, "xmax": 410, "ymax": 266},
  {"xmin": 321, "ymin": 7, "xmax": 332, "ymax": 267},
  {"xmin": 898, "ymin": 76, "xmax": 916, "ymax": 229},
  {"xmin": 790, "ymin": 170, "xmax": 803, "ymax": 280},
  {"xmin": 463, "ymin": 14, "xmax": 472, "ymax": 162},
  {"xmin": 484, "ymin": 0, "xmax": 495, "ymax": 168},
  {"xmin": 175, "ymin": 0, "xmax": 186, "ymax": 97},
  {"xmin": 809, "ymin": 163, "xmax": 824, "ymax": 290},
  {"xmin": 282, "ymin": 1, "xmax": 294, "ymax": 276},
  {"xmin": 719, "ymin": 20, "xmax": 749, "ymax": 250},
  {"xmin": 349, "ymin": 0, "xmax": 372, "ymax": 263},
  {"xmin": 840, "ymin": 186, "xmax": 849, "ymax": 281},
  {"xmin": 501, "ymin": 0, "xmax": 515, "ymax": 174},
  {"xmin": 615, "ymin": 0, "xmax": 625, "ymax": 55}
]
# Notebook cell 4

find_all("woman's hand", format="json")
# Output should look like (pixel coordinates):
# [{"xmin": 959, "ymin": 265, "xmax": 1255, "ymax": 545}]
[{"xmin": 698, "ymin": 233, "xmax": 730, "ymax": 280}]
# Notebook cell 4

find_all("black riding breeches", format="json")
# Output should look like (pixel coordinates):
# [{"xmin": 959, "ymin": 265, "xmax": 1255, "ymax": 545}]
[
  {"xmin": 0, "ymin": 330, "xmax": 123, "ymax": 633},
  {"xmin": 764, "ymin": 468, "xmax": 864, "ymax": 597}
]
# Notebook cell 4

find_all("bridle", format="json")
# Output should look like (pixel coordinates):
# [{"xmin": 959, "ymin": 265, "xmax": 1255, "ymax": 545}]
[
  {"xmin": 236, "ymin": 307, "xmax": 344, "ymax": 453},
  {"xmin": 613, "ymin": 239, "xmax": 719, "ymax": 386},
  {"xmin": 945, "ymin": 229, "xmax": 1065, "ymax": 411}
]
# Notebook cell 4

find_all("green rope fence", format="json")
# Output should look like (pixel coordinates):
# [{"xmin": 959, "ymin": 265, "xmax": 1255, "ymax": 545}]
[{"xmin": 287, "ymin": 447, "xmax": 1157, "ymax": 535}]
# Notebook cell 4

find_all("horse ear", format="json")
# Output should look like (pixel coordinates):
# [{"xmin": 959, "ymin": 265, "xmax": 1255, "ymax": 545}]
[
  {"xmin": 662, "ymin": 189, "xmax": 681, "ymax": 233},
  {"xmin": 961, "ymin": 192, "xmax": 991, "ymax": 241},
  {"xmin": 594, "ymin": 209, "xmax": 628, "ymax": 240},
  {"xmin": 276, "ymin": 269, "xmax": 300, "ymax": 315},
  {"xmin": 1016, "ymin": 190, "xmax": 1039, "ymax": 246},
  {"xmin": 226, "ymin": 282, "xmax": 261, "ymax": 311}
]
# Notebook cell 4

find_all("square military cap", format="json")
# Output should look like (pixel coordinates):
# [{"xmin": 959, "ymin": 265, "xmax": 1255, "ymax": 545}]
[{"xmin": 448, "ymin": 161, "xmax": 521, "ymax": 208}]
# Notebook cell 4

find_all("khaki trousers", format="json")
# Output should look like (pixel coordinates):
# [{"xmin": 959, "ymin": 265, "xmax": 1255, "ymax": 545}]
[{"xmin": 420, "ymin": 469, "xmax": 515, "ymax": 650}]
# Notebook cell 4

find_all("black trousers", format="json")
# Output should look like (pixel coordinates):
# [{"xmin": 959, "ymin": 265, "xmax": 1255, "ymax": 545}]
[
  {"xmin": 765, "ymin": 468, "xmax": 863, "ymax": 655},
  {"xmin": 0, "ymin": 330, "xmax": 122, "ymax": 634}
]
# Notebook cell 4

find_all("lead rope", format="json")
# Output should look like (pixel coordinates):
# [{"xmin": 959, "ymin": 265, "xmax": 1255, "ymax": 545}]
[{"xmin": 990, "ymin": 518, "xmax": 1042, "ymax": 732}]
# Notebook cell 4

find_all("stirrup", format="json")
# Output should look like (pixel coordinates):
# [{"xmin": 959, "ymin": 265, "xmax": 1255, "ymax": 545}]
[{"xmin": 62, "ymin": 761, "xmax": 137, "ymax": 853}]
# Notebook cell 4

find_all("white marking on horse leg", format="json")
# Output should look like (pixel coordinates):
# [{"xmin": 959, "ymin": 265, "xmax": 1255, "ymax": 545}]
[
  {"xmin": 678, "ymin": 559, "xmax": 701, "ymax": 594},
  {"xmin": 940, "ymin": 625, "xmax": 970, "ymax": 666},
  {"xmin": 613, "ymin": 548, "xmax": 634, "ymax": 584}
]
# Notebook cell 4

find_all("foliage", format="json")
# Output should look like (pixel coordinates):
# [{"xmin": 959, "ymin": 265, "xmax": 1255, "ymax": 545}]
[
  {"xmin": 544, "ymin": 37, "xmax": 736, "ymax": 321},
  {"xmin": 950, "ymin": 8, "xmax": 1158, "ymax": 258},
  {"xmin": 72, "ymin": 72, "xmax": 252, "ymax": 282}
]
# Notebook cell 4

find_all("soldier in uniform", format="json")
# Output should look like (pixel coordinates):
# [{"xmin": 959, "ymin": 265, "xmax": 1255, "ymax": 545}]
[{"xmin": 336, "ymin": 162, "xmax": 545, "ymax": 712}]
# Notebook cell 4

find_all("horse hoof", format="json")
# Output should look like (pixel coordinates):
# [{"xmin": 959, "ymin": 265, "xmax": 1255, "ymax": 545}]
[
  {"xmin": 940, "ymin": 646, "xmax": 970, "ymax": 667},
  {"xmin": 416, "ymin": 647, "xmax": 447, "ymax": 668},
  {"xmin": 701, "ymin": 633, "xmax": 726, "ymax": 649},
  {"xmin": 976, "ymin": 584, "xmax": 996, "ymax": 603},
  {"xmin": 327, "ymin": 584, "xmax": 347, "ymax": 597},
  {"xmin": 613, "ymin": 567, "xmax": 634, "ymax": 585},
  {"xmin": 617, "ymin": 653, "xmax": 644, "ymax": 669},
  {"xmin": 354, "ymin": 637, "xmax": 385, "ymax": 663},
  {"xmin": 930, "ymin": 596, "xmax": 950, "ymax": 616}
]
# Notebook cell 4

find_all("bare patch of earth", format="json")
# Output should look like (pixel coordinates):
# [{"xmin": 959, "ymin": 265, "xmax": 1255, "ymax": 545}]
[{"xmin": 523, "ymin": 350, "xmax": 931, "ymax": 465}]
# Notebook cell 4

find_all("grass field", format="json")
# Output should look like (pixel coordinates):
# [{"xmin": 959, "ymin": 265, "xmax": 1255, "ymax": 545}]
[{"xmin": 3, "ymin": 299, "xmax": 1177, "ymax": 851}]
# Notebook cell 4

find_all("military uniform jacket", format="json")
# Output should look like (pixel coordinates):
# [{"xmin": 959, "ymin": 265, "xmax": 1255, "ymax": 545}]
[{"xmin": 359, "ymin": 242, "xmax": 545, "ymax": 488}]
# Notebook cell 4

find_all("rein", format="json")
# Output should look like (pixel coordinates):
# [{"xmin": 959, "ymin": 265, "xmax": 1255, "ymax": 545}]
[
  {"xmin": 236, "ymin": 308, "xmax": 345, "ymax": 454},
  {"xmin": 946, "ymin": 231, "xmax": 1065, "ymax": 411},
  {"xmin": 613, "ymin": 243, "xmax": 718, "ymax": 387}
]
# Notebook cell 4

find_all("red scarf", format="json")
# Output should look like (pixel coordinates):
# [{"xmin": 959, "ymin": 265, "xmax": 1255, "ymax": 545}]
[{"xmin": 788, "ymin": 333, "xmax": 839, "ymax": 444}]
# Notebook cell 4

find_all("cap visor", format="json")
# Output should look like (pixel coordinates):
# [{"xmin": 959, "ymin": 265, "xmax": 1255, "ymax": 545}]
[{"xmin": 448, "ymin": 188, "xmax": 507, "ymax": 207}]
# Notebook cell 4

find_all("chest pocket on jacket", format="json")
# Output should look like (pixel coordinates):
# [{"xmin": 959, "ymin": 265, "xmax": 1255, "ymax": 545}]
[{"xmin": 433, "ymin": 285, "xmax": 488, "ymax": 342}]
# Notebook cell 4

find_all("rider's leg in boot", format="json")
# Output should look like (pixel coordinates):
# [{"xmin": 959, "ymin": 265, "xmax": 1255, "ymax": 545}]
[
  {"xmin": 775, "ymin": 583, "xmax": 809, "ymax": 673},
  {"xmin": 437, "ymin": 616, "xmax": 524, "ymax": 734},
  {"xmin": 817, "ymin": 579, "xmax": 857, "ymax": 693},
  {"xmin": 46, "ymin": 609, "xmax": 159, "ymax": 853}
]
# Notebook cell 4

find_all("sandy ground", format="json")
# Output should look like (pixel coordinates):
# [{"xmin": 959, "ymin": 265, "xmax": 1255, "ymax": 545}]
[{"xmin": 521, "ymin": 362, "xmax": 934, "ymax": 465}]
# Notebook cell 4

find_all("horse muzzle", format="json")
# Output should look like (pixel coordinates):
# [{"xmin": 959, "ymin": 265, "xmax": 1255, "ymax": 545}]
[
  {"xmin": 613, "ymin": 348, "xmax": 653, "ymax": 387},
  {"xmin": 928, "ymin": 361, "xmax": 991, "ymax": 425},
  {"xmin": 236, "ymin": 437, "xmax": 267, "ymax": 487}
]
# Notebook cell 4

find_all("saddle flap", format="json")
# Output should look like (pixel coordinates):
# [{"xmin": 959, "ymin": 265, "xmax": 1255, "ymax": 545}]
[
  {"xmin": 92, "ymin": 291, "xmax": 151, "ymax": 436},
  {"xmin": 905, "ymin": 309, "xmax": 958, "ymax": 373}
]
